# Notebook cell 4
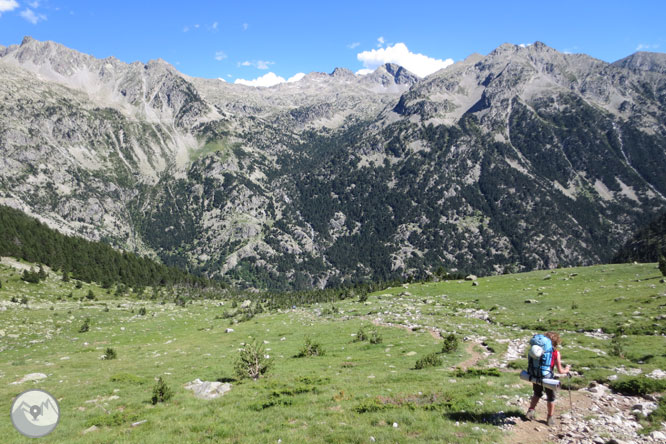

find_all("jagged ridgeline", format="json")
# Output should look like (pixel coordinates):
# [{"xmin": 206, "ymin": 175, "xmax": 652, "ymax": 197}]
[
  {"xmin": 0, "ymin": 205, "xmax": 213, "ymax": 288},
  {"xmin": 1, "ymin": 37, "xmax": 666, "ymax": 290}
]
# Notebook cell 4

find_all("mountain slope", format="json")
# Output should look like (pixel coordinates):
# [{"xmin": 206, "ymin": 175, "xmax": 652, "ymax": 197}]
[{"xmin": 1, "ymin": 37, "xmax": 665, "ymax": 288}]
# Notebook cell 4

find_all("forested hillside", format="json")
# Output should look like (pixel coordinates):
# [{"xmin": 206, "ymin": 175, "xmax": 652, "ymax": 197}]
[{"xmin": 0, "ymin": 205, "xmax": 212, "ymax": 289}]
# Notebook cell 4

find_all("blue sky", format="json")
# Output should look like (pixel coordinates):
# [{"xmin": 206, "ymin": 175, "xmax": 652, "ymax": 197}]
[{"xmin": 0, "ymin": 0, "xmax": 664, "ymax": 86}]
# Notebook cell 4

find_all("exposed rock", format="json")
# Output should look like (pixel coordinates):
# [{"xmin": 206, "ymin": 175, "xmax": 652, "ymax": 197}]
[
  {"xmin": 83, "ymin": 425, "xmax": 98, "ymax": 435},
  {"xmin": 184, "ymin": 379, "xmax": 232, "ymax": 400},
  {"xmin": 11, "ymin": 372, "xmax": 47, "ymax": 385}
]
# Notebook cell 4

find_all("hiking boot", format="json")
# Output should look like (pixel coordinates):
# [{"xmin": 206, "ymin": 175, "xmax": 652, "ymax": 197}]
[
  {"xmin": 546, "ymin": 416, "xmax": 556, "ymax": 427},
  {"xmin": 526, "ymin": 409, "xmax": 536, "ymax": 420}
]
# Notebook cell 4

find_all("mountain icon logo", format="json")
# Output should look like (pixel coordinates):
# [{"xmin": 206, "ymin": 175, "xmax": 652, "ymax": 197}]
[{"xmin": 10, "ymin": 389, "xmax": 60, "ymax": 438}]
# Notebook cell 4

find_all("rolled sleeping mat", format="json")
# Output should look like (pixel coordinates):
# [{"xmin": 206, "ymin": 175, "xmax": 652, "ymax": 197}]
[{"xmin": 520, "ymin": 370, "xmax": 561, "ymax": 391}]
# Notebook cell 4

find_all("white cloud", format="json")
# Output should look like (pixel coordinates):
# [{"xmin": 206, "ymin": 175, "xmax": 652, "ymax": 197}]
[
  {"xmin": 212, "ymin": 21, "xmax": 218, "ymax": 30},
  {"xmin": 183, "ymin": 26, "xmax": 189, "ymax": 32},
  {"xmin": 355, "ymin": 68, "xmax": 373, "ymax": 76},
  {"xmin": 347, "ymin": 42, "xmax": 360, "ymax": 49},
  {"xmin": 256, "ymin": 60, "xmax": 274, "ymax": 70},
  {"xmin": 287, "ymin": 72, "xmax": 305, "ymax": 83},
  {"xmin": 235, "ymin": 72, "xmax": 286, "ymax": 87},
  {"xmin": 636, "ymin": 43, "xmax": 659, "ymax": 51},
  {"xmin": 20, "ymin": 8, "xmax": 46, "ymax": 24},
  {"xmin": 28, "ymin": 1, "xmax": 39, "ymax": 8},
  {"xmin": 238, "ymin": 60, "xmax": 275, "ymax": 69},
  {"xmin": 194, "ymin": 24, "xmax": 200, "ymax": 29},
  {"xmin": 235, "ymin": 72, "xmax": 305, "ymax": 87},
  {"xmin": 214, "ymin": 51, "xmax": 227, "ymax": 61},
  {"xmin": 242, "ymin": 23, "xmax": 248, "ymax": 31},
  {"xmin": 357, "ymin": 42, "xmax": 453, "ymax": 78},
  {"xmin": 0, "ymin": 0, "xmax": 19, "ymax": 14},
  {"xmin": 377, "ymin": 36, "xmax": 385, "ymax": 47}
]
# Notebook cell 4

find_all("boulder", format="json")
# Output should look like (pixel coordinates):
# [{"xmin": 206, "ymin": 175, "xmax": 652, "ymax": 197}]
[
  {"xmin": 11, "ymin": 373, "xmax": 47, "ymax": 385},
  {"xmin": 241, "ymin": 300, "xmax": 252, "ymax": 308},
  {"xmin": 465, "ymin": 275, "xmax": 477, "ymax": 281},
  {"xmin": 184, "ymin": 379, "xmax": 232, "ymax": 400}
]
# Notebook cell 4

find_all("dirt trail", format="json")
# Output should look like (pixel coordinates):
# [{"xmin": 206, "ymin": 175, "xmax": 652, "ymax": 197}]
[
  {"xmin": 454, "ymin": 340, "xmax": 486, "ymax": 370},
  {"xmin": 506, "ymin": 390, "xmax": 592, "ymax": 444},
  {"xmin": 369, "ymin": 319, "xmax": 487, "ymax": 369}
]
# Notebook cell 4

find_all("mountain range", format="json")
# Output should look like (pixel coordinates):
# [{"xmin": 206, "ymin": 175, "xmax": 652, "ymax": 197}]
[{"xmin": 1, "ymin": 37, "xmax": 665, "ymax": 289}]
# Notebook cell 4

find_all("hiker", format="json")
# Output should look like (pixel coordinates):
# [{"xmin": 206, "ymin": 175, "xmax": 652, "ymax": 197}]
[{"xmin": 525, "ymin": 331, "xmax": 570, "ymax": 426}]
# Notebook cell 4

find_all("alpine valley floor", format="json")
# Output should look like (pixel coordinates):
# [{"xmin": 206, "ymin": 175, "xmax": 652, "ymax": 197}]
[{"xmin": 0, "ymin": 260, "xmax": 665, "ymax": 443}]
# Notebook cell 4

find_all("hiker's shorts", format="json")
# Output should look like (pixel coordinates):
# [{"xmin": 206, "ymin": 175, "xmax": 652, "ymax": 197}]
[{"xmin": 533, "ymin": 383, "xmax": 556, "ymax": 402}]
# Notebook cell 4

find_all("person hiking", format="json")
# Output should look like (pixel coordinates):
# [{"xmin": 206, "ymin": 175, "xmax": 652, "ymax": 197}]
[{"xmin": 525, "ymin": 331, "xmax": 570, "ymax": 426}]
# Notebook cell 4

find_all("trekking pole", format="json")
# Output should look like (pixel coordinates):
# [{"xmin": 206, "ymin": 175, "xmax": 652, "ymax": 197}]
[{"xmin": 567, "ymin": 373, "xmax": 573, "ymax": 417}]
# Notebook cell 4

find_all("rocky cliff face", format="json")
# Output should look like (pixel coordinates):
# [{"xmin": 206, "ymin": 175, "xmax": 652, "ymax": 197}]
[{"xmin": 1, "ymin": 37, "xmax": 665, "ymax": 288}]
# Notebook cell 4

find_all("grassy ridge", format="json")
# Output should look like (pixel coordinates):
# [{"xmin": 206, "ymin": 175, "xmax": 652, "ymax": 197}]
[{"xmin": 0, "ymin": 261, "xmax": 664, "ymax": 443}]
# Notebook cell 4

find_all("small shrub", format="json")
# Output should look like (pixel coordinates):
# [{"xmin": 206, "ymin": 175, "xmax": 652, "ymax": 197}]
[
  {"xmin": 0, "ymin": 280, "xmax": 2, "ymax": 289},
  {"xmin": 103, "ymin": 347, "xmax": 117, "ymax": 360},
  {"xmin": 20, "ymin": 296, "xmax": 28, "ymax": 305},
  {"xmin": 75, "ymin": 281, "xmax": 83, "ymax": 289},
  {"xmin": 609, "ymin": 334, "xmax": 626, "ymax": 358},
  {"xmin": 151, "ymin": 377, "xmax": 173, "ymax": 404},
  {"xmin": 369, "ymin": 330, "xmax": 383, "ymax": 344},
  {"xmin": 571, "ymin": 300, "xmax": 578, "ymax": 310},
  {"xmin": 354, "ymin": 327, "xmax": 368, "ymax": 342},
  {"xmin": 358, "ymin": 292, "xmax": 368, "ymax": 303},
  {"xmin": 659, "ymin": 255, "xmax": 666, "ymax": 277},
  {"xmin": 21, "ymin": 269, "xmax": 41, "ymax": 284},
  {"xmin": 441, "ymin": 333, "xmax": 459, "ymax": 353},
  {"xmin": 354, "ymin": 397, "xmax": 391, "ymax": 413},
  {"xmin": 110, "ymin": 373, "xmax": 146, "ymax": 385},
  {"xmin": 86, "ymin": 289, "xmax": 95, "ymax": 300},
  {"xmin": 414, "ymin": 352, "xmax": 442, "ymax": 370},
  {"xmin": 138, "ymin": 307, "xmax": 147, "ymax": 316},
  {"xmin": 454, "ymin": 368, "xmax": 501, "ymax": 378},
  {"xmin": 609, "ymin": 377, "xmax": 666, "ymax": 396},
  {"xmin": 296, "ymin": 336, "xmax": 324, "ymax": 357},
  {"xmin": 79, "ymin": 317, "xmax": 91, "ymax": 333},
  {"xmin": 10, "ymin": 296, "xmax": 17, "ymax": 303},
  {"xmin": 234, "ymin": 340, "xmax": 271, "ymax": 380},
  {"xmin": 85, "ymin": 411, "xmax": 139, "ymax": 428}
]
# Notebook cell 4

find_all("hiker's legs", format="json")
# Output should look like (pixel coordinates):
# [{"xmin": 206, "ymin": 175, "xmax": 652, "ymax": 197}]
[
  {"xmin": 547, "ymin": 401, "xmax": 554, "ymax": 417},
  {"xmin": 545, "ymin": 388, "xmax": 557, "ymax": 425},
  {"xmin": 527, "ymin": 384, "xmax": 541, "ymax": 419}
]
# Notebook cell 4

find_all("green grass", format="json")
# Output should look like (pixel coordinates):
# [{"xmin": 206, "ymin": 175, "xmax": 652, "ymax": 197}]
[
  {"xmin": 189, "ymin": 140, "xmax": 230, "ymax": 162},
  {"xmin": 0, "ymin": 261, "xmax": 664, "ymax": 442}
]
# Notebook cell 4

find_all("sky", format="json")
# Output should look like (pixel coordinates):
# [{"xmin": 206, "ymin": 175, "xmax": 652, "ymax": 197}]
[{"xmin": 0, "ymin": 0, "xmax": 665, "ymax": 87}]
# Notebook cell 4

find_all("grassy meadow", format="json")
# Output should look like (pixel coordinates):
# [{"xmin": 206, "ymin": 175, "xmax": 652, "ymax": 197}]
[{"xmin": 0, "ymin": 260, "xmax": 664, "ymax": 443}]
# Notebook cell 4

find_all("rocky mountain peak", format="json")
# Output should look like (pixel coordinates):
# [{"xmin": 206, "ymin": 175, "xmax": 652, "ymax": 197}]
[
  {"xmin": 363, "ymin": 63, "xmax": 419, "ymax": 88},
  {"xmin": 330, "ymin": 67, "xmax": 355, "ymax": 79},
  {"xmin": 612, "ymin": 51, "xmax": 666, "ymax": 74}
]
